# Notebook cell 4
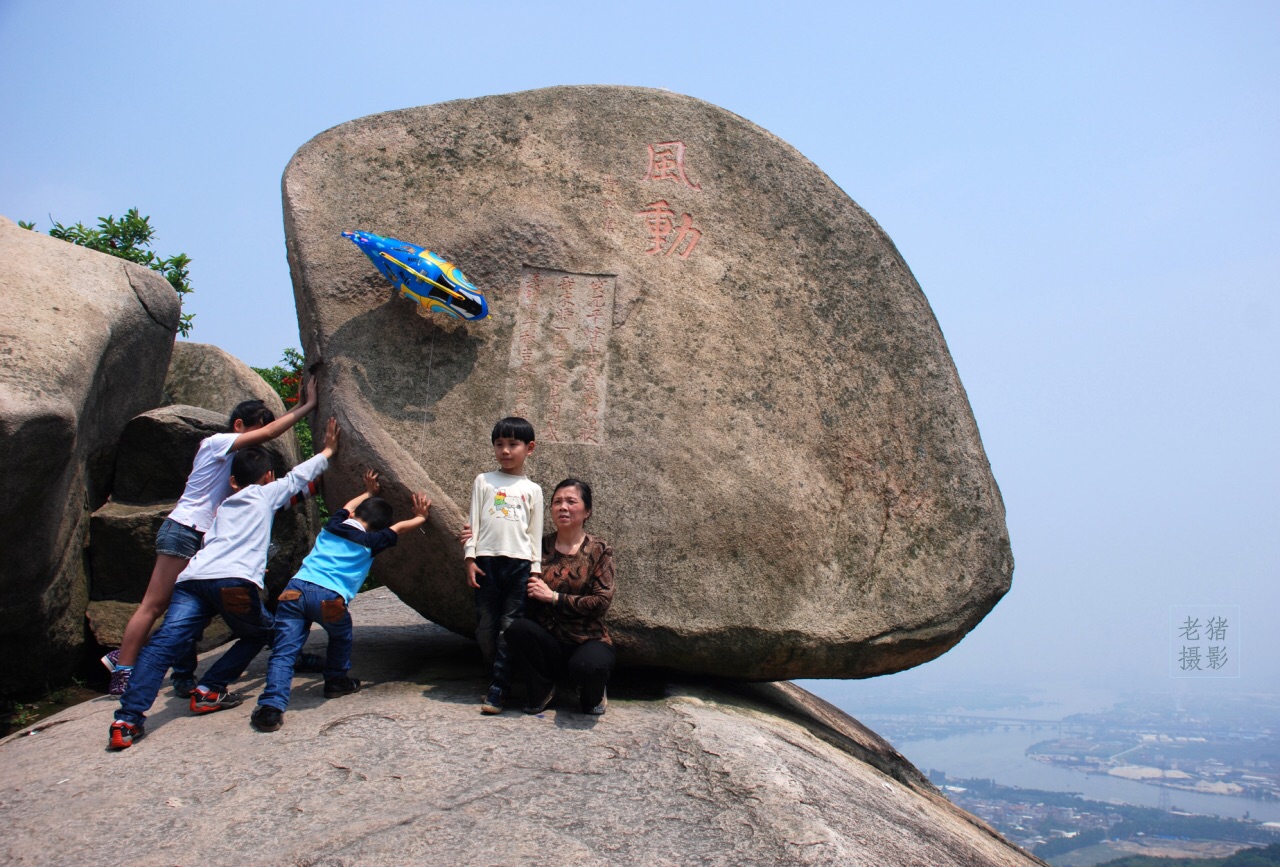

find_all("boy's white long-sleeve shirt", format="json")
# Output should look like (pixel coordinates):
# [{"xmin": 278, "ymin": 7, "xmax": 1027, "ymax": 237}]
[
  {"xmin": 463, "ymin": 471, "xmax": 543, "ymax": 573},
  {"xmin": 178, "ymin": 453, "xmax": 330, "ymax": 588}
]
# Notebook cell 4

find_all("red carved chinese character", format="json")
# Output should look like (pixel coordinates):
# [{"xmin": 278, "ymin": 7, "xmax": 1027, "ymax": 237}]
[
  {"xmin": 637, "ymin": 201, "xmax": 702, "ymax": 259},
  {"xmin": 642, "ymin": 141, "xmax": 701, "ymax": 191}
]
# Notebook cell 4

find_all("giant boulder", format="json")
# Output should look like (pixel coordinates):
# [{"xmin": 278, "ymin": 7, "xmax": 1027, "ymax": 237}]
[
  {"xmin": 0, "ymin": 216, "xmax": 179, "ymax": 695},
  {"xmin": 282, "ymin": 86, "xmax": 1012, "ymax": 679}
]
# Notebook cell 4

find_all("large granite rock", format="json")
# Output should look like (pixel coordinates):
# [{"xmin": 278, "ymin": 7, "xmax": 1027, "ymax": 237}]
[
  {"xmin": 90, "ymin": 405, "xmax": 316, "ymax": 603},
  {"xmin": 0, "ymin": 216, "xmax": 179, "ymax": 696},
  {"xmin": 0, "ymin": 589, "xmax": 1043, "ymax": 866},
  {"xmin": 163, "ymin": 340, "xmax": 291, "ymax": 426},
  {"xmin": 282, "ymin": 86, "xmax": 1012, "ymax": 679}
]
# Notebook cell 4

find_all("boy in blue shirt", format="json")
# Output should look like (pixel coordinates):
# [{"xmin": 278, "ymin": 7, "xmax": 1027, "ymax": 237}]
[{"xmin": 250, "ymin": 470, "xmax": 431, "ymax": 732}]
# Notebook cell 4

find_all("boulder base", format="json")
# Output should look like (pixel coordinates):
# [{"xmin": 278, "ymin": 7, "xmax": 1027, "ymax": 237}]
[
  {"xmin": 283, "ymin": 86, "xmax": 1012, "ymax": 679},
  {"xmin": 0, "ymin": 589, "xmax": 1042, "ymax": 866}
]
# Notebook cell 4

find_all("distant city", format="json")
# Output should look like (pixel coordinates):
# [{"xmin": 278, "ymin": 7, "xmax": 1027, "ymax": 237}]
[{"xmin": 813, "ymin": 682, "xmax": 1280, "ymax": 866}]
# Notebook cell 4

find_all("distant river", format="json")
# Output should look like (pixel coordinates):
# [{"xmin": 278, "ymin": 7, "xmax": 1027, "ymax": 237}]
[{"xmin": 891, "ymin": 725, "xmax": 1280, "ymax": 823}]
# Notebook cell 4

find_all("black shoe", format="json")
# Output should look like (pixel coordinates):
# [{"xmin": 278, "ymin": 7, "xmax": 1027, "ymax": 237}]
[
  {"xmin": 324, "ymin": 676, "xmax": 361, "ymax": 698},
  {"xmin": 170, "ymin": 675, "xmax": 197, "ymax": 698},
  {"xmin": 523, "ymin": 685, "xmax": 556, "ymax": 715},
  {"xmin": 250, "ymin": 705, "xmax": 283, "ymax": 732},
  {"xmin": 296, "ymin": 653, "xmax": 326, "ymax": 673}
]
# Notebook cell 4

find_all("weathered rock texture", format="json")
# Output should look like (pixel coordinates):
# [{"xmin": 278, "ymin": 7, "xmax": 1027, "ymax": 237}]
[
  {"xmin": 90, "ymin": 405, "xmax": 315, "ymax": 604},
  {"xmin": 0, "ymin": 216, "xmax": 179, "ymax": 695},
  {"xmin": 283, "ymin": 86, "xmax": 1012, "ymax": 679},
  {"xmin": 162, "ymin": 340, "xmax": 290, "ymax": 423},
  {"xmin": 0, "ymin": 589, "xmax": 1043, "ymax": 866}
]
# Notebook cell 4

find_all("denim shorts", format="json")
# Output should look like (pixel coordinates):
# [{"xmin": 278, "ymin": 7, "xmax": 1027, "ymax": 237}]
[{"xmin": 155, "ymin": 518, "xmax": 204, "ymax": 559}]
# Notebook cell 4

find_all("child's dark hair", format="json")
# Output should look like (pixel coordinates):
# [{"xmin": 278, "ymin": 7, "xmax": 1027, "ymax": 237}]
[
  {"xmin": 491, "ymin": 416, "xmax": 535, "ymax": 444},
  {"xmin": 553, "ymin": 478, "xmax": 593, "ymax": 516},
  {"xmin": 231, "ymin": 447, "xmax": 274, "ymax": 488},
  {"xmin": 229, "ymin": 399, "xmax": 276, "ymax": 430},
  {"xmin": 354, "ymin": 497, "xmax": 393, "ymax": 532}
]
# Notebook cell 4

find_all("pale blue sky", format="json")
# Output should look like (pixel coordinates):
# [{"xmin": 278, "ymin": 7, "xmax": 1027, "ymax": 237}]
[{"xmin": 2, "ymin": 2, "xmax": 1276, "ymax": 700}]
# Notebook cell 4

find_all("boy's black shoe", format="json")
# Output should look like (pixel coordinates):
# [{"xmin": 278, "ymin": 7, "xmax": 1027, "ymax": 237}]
[
  {"xmin": 296, "ymin": 653, "xmax": 326, "ymax": 673},
  {"xmin": 324, "ymin": 676, "xmax": 361, "ymax": 698},
  {"xmin": 171, "ymin": 675, "xmax": 197, "ymax": 698},
  {"xmin": 480, "ymin": 685, "xmax": 505, "ymax": 715},
  {"xmin": 250, "ymin": 705, "xmax": 283, "ymax": 732}
]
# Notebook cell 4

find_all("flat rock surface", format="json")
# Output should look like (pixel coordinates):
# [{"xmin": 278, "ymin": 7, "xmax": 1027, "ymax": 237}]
[
  {"xmin": 1, "ymin": 589, "xmax": 1041, "ymax": 866},
  {"xmin": 283, "ymin": 85, "xmax": 1012, "ymax": 680}
]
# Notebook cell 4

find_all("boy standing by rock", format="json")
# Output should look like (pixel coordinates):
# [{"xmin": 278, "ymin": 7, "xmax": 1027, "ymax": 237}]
[
  {"xmin": 250, "ymin": 470, "xmax": 431, "ymax": 732},
  {"xmin": 464, "ymin": 417, "xmax": 543, "ymax": 714},
  {"xmin": 107, "ymin": 419, "xmax": 341, "ymax": 750}
]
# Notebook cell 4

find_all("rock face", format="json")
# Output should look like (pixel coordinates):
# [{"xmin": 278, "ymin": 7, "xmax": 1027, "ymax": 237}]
[
  {"xmin": 89, "ymin": 405, "xmax": 316, "ymax": 605},
  {"xmin": 0, "ymin": 216, "xmax": 179, "ymax": 695},
  {"xmin": 282, "ymin": 86, "xmax": 1012, "ymax": 679},
  {"xmin": 0, "ymin": 589, "xmax": 1044, "ymax": 866},
  {"xmin": 163, "ymin": 340, "xmax": 290, "ymax": 424}
]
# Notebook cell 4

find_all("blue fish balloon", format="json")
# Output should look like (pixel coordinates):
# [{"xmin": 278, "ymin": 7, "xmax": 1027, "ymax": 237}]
[{"xmin": 343, "ymin": 230, "xmax": 489, "ymax": 320}]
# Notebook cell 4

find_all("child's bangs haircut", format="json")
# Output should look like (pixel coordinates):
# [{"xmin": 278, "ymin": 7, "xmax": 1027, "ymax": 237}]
[
  {"xmin": 491, "ymin": 416, "xmax": 535, "ymax": 444},
  {"xmin": 229, "ymin": 399, "xmax": 276, "ymax": 430},
  {"xmin": 354, "ymin": 497, "xmax": 394, "ymax": 532},
  {"xmin": 231, "ymin": 447, "xmax": 274, "ymax": 488}
]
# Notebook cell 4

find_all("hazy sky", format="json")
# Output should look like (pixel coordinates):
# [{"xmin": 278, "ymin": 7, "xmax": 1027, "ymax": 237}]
[{"xmin": 2, "ymin": 2, "xmax": 1276, "ymax": 702}]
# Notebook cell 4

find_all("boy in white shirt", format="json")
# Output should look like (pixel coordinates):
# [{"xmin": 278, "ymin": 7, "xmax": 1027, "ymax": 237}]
[
  {"xmin": 464, "ymin": 417, "xmax": 544, "ymax": 714},
  {"xmin": 107, "ymin": 419, "xmax": 340, "ymax": 750}
]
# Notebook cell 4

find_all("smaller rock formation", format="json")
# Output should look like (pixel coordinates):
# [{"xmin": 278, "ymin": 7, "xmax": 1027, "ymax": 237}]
[
  {"xmin": 87, "ymin": 406, "xmax": 316, "ymax": 618},
  {"xmin": 163, "ymin": 341, "xmax": 290, "ymax": 423},
  {"xmin": 0, "ymin": 216, "xmax": 179, "ymax": 696}
]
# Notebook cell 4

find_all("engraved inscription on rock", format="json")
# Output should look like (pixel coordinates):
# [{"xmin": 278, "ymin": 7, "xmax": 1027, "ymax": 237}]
[{"xmin": 508, "ymin": 267, "xmax": 616, "ymax": 445}]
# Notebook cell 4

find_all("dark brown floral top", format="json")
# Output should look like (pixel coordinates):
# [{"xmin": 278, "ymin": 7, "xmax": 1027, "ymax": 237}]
[{"xmin": 531, "ymin": 531, "xmax": 615, "ymax": 646}]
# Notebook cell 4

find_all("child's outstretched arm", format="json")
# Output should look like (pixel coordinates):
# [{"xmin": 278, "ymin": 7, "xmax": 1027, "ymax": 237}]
[
  {"xmin": 232, "ymin": 374, "xmax": 320, "ymax": 451},
  {"xmin": 342, "ymin": 469, "xmax": 380, "ymax": 513},
  {"xmin": 263, "ymin": 417, "xmax": 338, "ymax": 510},
  {"xmin": 317, "ymin": 416, "xmax": 340, "ymax": 459},
  {"xmin": 390, "ymin": 493, "xmax": 432, "ymax": 535}
]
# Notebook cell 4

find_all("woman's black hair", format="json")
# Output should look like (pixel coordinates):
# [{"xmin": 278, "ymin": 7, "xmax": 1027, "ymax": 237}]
[{"xmin": 552, "ymin": 478, "xmax": 593, "ymax": 516}]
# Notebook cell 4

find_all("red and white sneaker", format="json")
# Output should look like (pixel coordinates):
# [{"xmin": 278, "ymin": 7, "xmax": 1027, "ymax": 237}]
[
  {"xmin": 108, "ymin": 720, "xmax": 145, "ymax": 750},
  {"xmin": 189, "ymin": 687, "xmax": 244, "ymax": 714}
]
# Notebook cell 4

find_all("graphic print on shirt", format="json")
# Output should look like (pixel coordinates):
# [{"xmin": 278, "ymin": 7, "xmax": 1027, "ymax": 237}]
[{"xmin": 487, "ymin": 488, "xmax": 529, "ymax": 523}]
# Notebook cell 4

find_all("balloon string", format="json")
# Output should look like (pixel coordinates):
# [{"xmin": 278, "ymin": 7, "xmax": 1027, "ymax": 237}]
[{"xmin": 418, "ymin": 328, "xmax": 437, "ymax": 457}]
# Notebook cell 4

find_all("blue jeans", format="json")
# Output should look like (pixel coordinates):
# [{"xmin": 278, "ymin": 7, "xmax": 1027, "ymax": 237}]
[
  {"xmin": 116, "ymin": 578, "xmax": 274, "ymax": 726},
  {"xmin": 473, "ymin": 556, "xmax": 530, "ymax": 693},
  {"xmin": 154, "ymin": 518, "xmax": 203, "ymax": 679},
  {"xmin": 259, "ymin": 579, "xmax": 353, "ymax": 712}
]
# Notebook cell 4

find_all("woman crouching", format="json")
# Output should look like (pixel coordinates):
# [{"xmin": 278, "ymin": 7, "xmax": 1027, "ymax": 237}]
[{"xmin": 506, "ymin": 478, "xmax": 615, "ymax": 715}]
